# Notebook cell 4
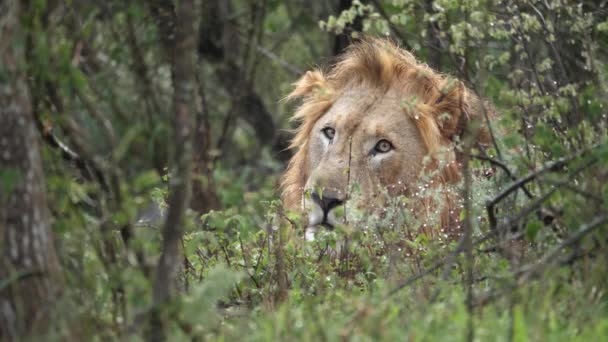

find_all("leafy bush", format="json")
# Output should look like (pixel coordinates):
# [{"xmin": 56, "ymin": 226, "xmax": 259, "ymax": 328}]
[{"xmin": 4, "ymin": 0, "xmax": 606, "ymax": 340}]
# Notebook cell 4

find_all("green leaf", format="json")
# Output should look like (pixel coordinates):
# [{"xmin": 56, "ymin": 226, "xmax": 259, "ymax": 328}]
[
  {"xmin": 181, "ymin": 265, "xmax": 243, "ymax": 327},
  {"xmin": 133, "ymin": 170, "xmax": 161, "ymax": 192},
  {"xmin": 0, "ymin": 168, "xmax": 21, "ymax": 196},
  {"xmin": 526, "ymin": 219, "xmax": 542, "ymax": 241},
  {"xmin": 513, "ymin": 305, "xmax": 528, "ymax": 342},
  {"xmin": 0, "ymin": 270, "xmax": 35, "ymax": 291},
  {"xmin": 114, "ymin": 124, "xmax": 143, "ymax": 162}
]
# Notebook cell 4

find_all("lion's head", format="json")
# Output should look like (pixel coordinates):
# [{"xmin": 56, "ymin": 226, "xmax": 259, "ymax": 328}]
[{"xmin": 281, "ymin": 38, "xmax": 491, "ymax": 235}]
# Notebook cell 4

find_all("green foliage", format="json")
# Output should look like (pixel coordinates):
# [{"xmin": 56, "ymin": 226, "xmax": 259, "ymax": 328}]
[
  {"xmin": 11, "ymin": 0, "xmax": 608, "ymax": 340},
  {"xmin": 0, "ymin": 168, "xmax": 21, "ymax": 197}
]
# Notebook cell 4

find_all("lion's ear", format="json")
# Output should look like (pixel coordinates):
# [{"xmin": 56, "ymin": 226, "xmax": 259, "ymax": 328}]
[
  {"xmin": 286, "ymin": 70, "xmax": 331, "ymax": 101},
  {"xmin": 434, "ymin": 81, "xmax": 494, "ymax": 146},
  {"xmin": 460, "ymin": 87, "xmax": 494, "ymax": 146},
  {"xmin": 281, "ymin": 70, "xmax": 333, "ymax": 210}
]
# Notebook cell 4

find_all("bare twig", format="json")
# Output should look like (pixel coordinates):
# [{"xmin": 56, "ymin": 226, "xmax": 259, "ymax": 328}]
[
  {"xmin": 32, "ymin": 111, "xmax": 108, "ymax": 192},
  {"xmin": 471, "ymin": 153, "xmax": 534, "ymax": 199},
  {"xmin": 527, "ymin": 3, "xmax": 570, "ymax": 86},
  {"xmin": 254, "ymin": 44, "xmax": 303, "ymax": 76},
  {"xmin": 74, "ymin": 85, "xmax": 118, "ymax": 148},
  {"xmin": 126, "ymin": 9, "xmax": 163, "ymax": 119},
  {"xmin": 539, "ymin": 178, "xmax": 603, "ymax": 203},
  {"xmin": 388, "ymin": 139, "xmax": 601, "ymax": 299},
  {"xmin": 486, "ymin": 148, "xmax": 596, "ymax": 230},
  {"xmin": 517, "ymin": 215, "xmax": 608, "ymax": 282},
  {"xmin": 239, "ymin": 235, "xmax": 261, "ymax": 289},
  {"xmin": 283, "ymin": 0, "xmax": 321, "ymax": 58}
]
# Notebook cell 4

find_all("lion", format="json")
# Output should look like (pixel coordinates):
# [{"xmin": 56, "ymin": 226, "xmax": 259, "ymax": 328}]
[{"xmin": 281, "ymin": 37, "xmax": 492, "ymax": 239}]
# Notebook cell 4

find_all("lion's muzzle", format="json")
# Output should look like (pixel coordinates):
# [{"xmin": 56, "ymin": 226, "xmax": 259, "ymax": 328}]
[
  {"xmin": 304, "ymin": 186, "xmax": 347, "ymax": 241},
  {"xmin": 310, "ymin": 191, "xmax": 344, "ymax": 228}
]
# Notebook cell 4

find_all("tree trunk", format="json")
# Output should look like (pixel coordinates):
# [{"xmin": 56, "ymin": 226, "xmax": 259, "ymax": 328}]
[
  {"xmin": 190, "ymin": 102, "xmax": 220, "ymax": 213},
  {"xmin": 148, "ymin": 0, "xmax": 199, "ymax": 338},
  {"xmin": 0, "ymin": 1, "xmax": 63, "ymax": 340}
]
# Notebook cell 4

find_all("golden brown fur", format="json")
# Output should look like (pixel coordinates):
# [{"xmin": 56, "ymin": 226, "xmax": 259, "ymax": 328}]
[{"xmin": 281, "ymin": 37, "xmax": 492, "ymax": 232}]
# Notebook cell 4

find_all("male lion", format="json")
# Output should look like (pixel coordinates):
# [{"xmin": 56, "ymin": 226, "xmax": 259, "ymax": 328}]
[{"xmin": 281, "ymin": 38, "xmax": 491, "ymax": 239}]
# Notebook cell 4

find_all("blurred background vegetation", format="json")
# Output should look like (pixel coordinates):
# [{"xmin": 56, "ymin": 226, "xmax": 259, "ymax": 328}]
[{"xmin": 1, "ymin": 0, "xmax": 607, "ymax": 340}]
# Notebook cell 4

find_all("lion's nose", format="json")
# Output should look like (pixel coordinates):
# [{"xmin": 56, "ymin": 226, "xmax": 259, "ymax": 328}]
[{"xmin": 311, "ymin": 191, "xmax": 344, "ymax": 216}]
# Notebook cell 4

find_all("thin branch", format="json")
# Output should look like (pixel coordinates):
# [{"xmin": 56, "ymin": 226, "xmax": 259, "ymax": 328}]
[
  {"xmin": 527, "ymin": 3, "xmax": 570, "ymax": 86},
  {"xmin": 239, "ymin": 235, "xmax": 261, "ymax": 289},
  {"xmin": 471, "ymin": 153, "xmax": 534, "ymax": 199},
  {"xmin": 517, "ymin": 215, "xmax": 608, "ymax": 281},
  {"xmin": 539, "ymin": 178, "xmax": 603, "ymax": 203},
  {"xmin": 388, "ymin": 151, "xmax": 599, "ymax": 298},
  {"xmin": 388, "ymin": 240, "xmax": 465, "ymax": 297},
  {"xmin": 32, "ymin": 111, "xmax": 108, "ymax": 191},
  {"xmin": 74, "ymin": 85, "xmax": 117, "ymax": 148},
  {"xmin": 486, "ymin": 147, "xmax": 596, "ymax": 230},
  {"xmin": 253, "ymin": 44, "xmax": 303, "ymax": 76},
  {"xmin": 125, "ymin": 9, "xmax": 162, "ymax": 119},
  {"xmin": 283, "ymin": 0, "xmax": 321, "ymax": 58},
  {"xmin": 369, "ymin": 0, "xmax": 414, "ymax": 51}
]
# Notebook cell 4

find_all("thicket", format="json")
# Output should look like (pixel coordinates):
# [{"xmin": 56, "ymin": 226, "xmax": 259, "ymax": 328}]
[{"xmin": 1, "ymin": 0, "xmax": 607, "ymax": 340}]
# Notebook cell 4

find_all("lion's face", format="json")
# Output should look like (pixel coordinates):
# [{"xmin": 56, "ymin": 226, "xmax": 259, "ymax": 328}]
[
  {"xmin": 281, "ymin": 38, "xmax": 492, "ymax": 234},
  {"xmin": 304, "ymin": 83, "xmax": 427, "ymax": 228}
]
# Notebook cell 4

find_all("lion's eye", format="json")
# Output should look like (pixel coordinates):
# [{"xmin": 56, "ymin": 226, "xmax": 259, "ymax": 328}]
[
  {"xmin": 374, "ymin": 139, "xmax": 393, "ymax": 153},
  {"xmin": 322, "ymin": 127, "xmax": 335, "ymax": 140}
]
